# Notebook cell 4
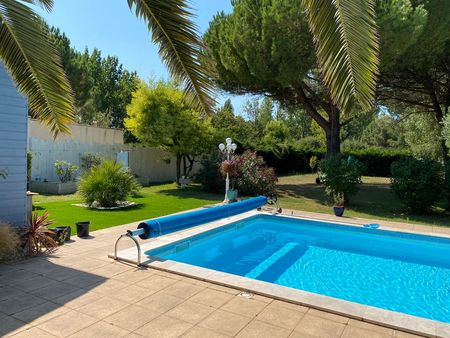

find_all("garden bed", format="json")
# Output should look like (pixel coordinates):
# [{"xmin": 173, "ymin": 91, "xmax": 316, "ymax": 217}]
[{"xmin": 72, "ymin": 201, "xmax": 140, "ymax": 210}]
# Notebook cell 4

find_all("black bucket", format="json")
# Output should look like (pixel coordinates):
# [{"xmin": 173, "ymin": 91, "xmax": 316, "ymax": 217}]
[
  {"xmin": 53, "ymin": 226, "xmax": 71, "ymax": 242},
  {"xmin": 76, "ymin": 221, "xmax": 90, "ymax": 238}
]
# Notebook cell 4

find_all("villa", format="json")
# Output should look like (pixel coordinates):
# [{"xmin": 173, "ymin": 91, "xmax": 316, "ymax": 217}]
[{"xmin": 1, "ymin": 0, "xmax": 450, "ymax": 337}]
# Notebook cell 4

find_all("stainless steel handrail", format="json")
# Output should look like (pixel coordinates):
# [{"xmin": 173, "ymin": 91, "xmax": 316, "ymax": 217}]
[{"xmin": 114, "ymin": 233, "xmax": 141, "ymax": 266}]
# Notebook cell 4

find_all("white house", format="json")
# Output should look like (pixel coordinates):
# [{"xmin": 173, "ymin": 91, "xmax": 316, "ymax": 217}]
[{"xmin": 0, "ymin": 63, "xmax": 28, "ymax": 226}]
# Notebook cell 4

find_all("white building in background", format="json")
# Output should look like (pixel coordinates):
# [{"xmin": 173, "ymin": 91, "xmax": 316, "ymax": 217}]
[{"xmin": 0, "ymin": 63, "xmax": 28, "ymax": 226}]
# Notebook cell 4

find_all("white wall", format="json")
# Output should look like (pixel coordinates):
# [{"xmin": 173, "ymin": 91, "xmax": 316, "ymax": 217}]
[
  {"xmin": 0, "ymin": 63, "xmax": 28, "ymax": 226},
  {"xmin": 28, "ymin": 120, "xmax": 189, "ymax": 184}
]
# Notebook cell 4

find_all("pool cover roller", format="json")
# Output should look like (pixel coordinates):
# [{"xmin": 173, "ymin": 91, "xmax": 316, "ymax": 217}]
[{"xmin": 134, "ymin": 196, "xmax": 267, "ymax": 239}]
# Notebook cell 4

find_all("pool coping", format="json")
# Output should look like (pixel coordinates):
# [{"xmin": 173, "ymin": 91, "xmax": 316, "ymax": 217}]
[{"xmin": 110, "ymin": 210, "xmax": 450, "ymax": 338}]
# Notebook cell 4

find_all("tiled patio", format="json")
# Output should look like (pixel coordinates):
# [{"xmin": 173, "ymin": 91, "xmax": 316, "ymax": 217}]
[{"xmin": 0, "ymin": 215, "xmax": 428, "ymax": 338}]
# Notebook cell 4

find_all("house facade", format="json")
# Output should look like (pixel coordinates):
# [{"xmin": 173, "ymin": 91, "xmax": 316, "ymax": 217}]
[{"xmin": 0, "ymin": 63, "xmax": 28, "ymax": 226}]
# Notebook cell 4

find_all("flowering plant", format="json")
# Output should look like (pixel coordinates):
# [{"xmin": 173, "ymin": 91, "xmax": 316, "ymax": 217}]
[
  {"xmin": 233, "ymin": 150, "xmax": 277, "ymax": 195},
  {"xmin": 220, "ymin": 159, "xmax": 239, "ymax": 189}
]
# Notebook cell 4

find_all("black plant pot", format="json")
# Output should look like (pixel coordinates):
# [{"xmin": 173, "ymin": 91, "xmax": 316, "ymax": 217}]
[
  {"xmin": 76, "ymin": 221, "xmax": 90, "ymax": 238},
  {"xmin": 333, "ymin": 206, "xmax": 345, "ymax": 217},
  {"xmin": 53, "ymin": 226, "xmax": 71, "ymax": 242}
]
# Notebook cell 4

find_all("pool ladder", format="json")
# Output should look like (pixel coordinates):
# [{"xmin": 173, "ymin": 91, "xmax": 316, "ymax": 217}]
[{"xmin": 113, "ymin": 230, "xmax": 143, "ymax": 266}]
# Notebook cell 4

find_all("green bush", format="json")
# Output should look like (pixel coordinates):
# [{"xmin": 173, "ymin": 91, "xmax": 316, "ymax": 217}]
[
  {"xmin": 80, "ymin": 153, "xmax": 103, "ymax": 172},
  {"xmin": 445, "ymin": 162, "xmax": 450, "ymax": 210},
  {"xmin": 319, "ymin": 155, "xmax": 364, "ymax": 203},
  {"xmin": 235, "ymin": 151, "xmax": 277, "ymax": 196},
  {"xmin": 78, "ymin": 160, "xmax": 141, "ymax": 207},
  {"xmin": 195, "ymin": 152, "xmax": 223, "ymax": 193},
  {"xmin": 258, "ymin": 146, "xmax": 410, "ymax": 176},
  {"xmin": 390, "ymin": 158, "xmax": 444, "ymax": 213},
  {"xmin": 54, "ymin": 160, "xmax": 78, "ymax": 183}
]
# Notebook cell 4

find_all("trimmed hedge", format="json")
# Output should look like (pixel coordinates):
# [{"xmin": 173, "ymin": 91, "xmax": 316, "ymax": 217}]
[{"xmin": 258, "ymin": 147, "xmax": 411, "ymax": 177}]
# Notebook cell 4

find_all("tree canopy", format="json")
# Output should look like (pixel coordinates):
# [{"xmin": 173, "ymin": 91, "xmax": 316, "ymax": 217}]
[
  {"xmin": 48, "ymin": 28, "xmax": 138, "ymax": 129},
  {"xmin": 125, "ymin": 81, "xmax": 214, "ymax": 184}
]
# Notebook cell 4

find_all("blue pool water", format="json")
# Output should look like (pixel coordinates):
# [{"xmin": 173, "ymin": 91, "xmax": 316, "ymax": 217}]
[{"xmin": 146, "ymin": 215, "xmax": 450, "ymax": 323}]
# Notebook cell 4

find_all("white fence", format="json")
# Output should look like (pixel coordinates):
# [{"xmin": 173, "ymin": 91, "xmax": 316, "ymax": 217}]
[{"xmin": 28, "ymin": 119, "xmax": 202, "ymax": 186}]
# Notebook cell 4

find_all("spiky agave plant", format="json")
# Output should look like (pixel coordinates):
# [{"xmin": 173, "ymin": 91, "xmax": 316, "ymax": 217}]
[{"xmin": 22, "ymin": 210, "xmax": 58, "ymax": 256}]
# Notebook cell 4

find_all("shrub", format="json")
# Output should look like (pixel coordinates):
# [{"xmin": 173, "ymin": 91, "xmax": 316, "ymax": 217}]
[
  {"xmin": 54, "ymin": 160, "xmax": 78, "ymax": 183},
  {"xmin": 0, "ymin": 222, "xmax": 20, "ymax": 261},
  {"xmin": 80, "ymin": 153, "xmax": 103, "ymax": 172},
  {"xmin": 319, "ymin": 155, "xmax": 364, "ymax": 203},
  {"xmin": 27, "ymin": 151, "xmax": 33, "ymax": 181},
  {"xmin": 445, "ymin": 162, "xmax": 450, "ymax": 210},
  {"xmin": 391, "ymin": 158, "xmax": 444, "ymax": 213},
  {"xmin": 22, "ymin": 211, "xmax": 58, "ymax": 256},
  {"xmin": 78, "ymin": 160, "xmax": 141, "ymax": 207},
  {"xmin": 195, "ymin": 152, "xmax": 223, "ymax": 193},
  {"xmin": 234, "ymin": 150, "xmax": 277, "ymax": 196}
]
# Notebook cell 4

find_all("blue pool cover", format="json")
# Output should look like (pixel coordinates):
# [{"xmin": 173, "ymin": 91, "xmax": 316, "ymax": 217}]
[{"xmin": 136, "ymin": 196, "xmax": 267, "ymax": 239}]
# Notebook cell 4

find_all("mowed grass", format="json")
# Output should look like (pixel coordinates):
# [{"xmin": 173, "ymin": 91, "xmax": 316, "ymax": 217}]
[
  {"xmin": 277, "ymin": 174, "xmax": 450, "ymax": 227},
  {"xmin": 35, "ymin": 176, "xmax": 450, "ymax": 233},
  {"xmin": 33, "ymin": 183, "xmax": 222, "ymax": 233}
]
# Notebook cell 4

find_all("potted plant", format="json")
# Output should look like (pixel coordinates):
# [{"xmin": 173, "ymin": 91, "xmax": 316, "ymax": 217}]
[
  {"xmin": 30, "ymin": 160, "xmax": 79, "ymax": 195},
  {"xmin": 333, "ymin": 193, "xmax": 345, "ymax": 217},
  {"xmin": 220, "ymin": 159, "xmax": 239, "ymax": 202}
]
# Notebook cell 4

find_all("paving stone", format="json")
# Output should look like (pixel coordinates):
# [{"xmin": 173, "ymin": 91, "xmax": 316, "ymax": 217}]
[
  {"xmin": 189, "ymin": 288, "xmax": 234, "ymax": 308},
  {"xmin": 0, "ymin": 313, "xmax": 30, "ymax": 337},
  {"xmin": 135, "ymin": 315, "xmax": 193, "ymax": 338},
  {"xmin": 53, "ymin": 290, "xmax": 104, "ymax": 309},
  {"xmin": 341, "ymin": 325, "xmax": 394, "ymax": 338},
  {"xmin": 236, "ymin": 320, "xmax": 291, "ymax": 338},
  {"xmin": 181, "ymin": 326, "xmax": 230, "ymax": 338},
  {"xmin": 68, "ymin": 320, "xmax": 130, "ymax": 338},
  {"xmin": 37, "ymin": 310, "xmax": 98, "ymax": 337},
  {"xmin": 136, "ymin": 291, "xmax": 185, "ymax": 313},
  {"xmin": 220, "ymin": 295, "xmax": 268, "ymax": 318},
  {"xmin": 6, "ymin": 326, "xmax": 58, "ymax": 338},
  {"xmin": 307, "ymin": 308, "xmax": 350, "ymax": 324},
  {"xmin": 166, "ymin": 300, "xmax": 215, "ymax": 324},
  {"xmin": 257, "ymin": 301, "xmax": 305, "ymax": 329},
  {"xmin": 0, "ymin": 293, "xmax": 47, "ymax": 315},
  {"xmin": 198, "ymin": 309, "xmax": 251, "ymax": 336},
  {"xmin": 159, "ymin": 281, "xmax": 205, "ymax": 300},
  {"xmin": 104, "ymin": 304, "xmax": 159, "ymax": 331},
  {"xmin": 294, "ymin": 314, "xmax": 346, "ymax": 338},
  {"xmin": 76, "ymin": 296, "xmax": 128, "ymax": 319},
  {"xmin": 12, "ymin": 301, "xmax": 70, "ymax": 325}
]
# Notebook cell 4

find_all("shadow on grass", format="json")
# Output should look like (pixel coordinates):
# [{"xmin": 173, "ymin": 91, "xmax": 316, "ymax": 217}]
[
  {"xmin": 157, "ymin": 185, "xmax": 222, "ymax": 202},
  {"xmin": 277, "ymin": 181, "xmax": 450, "ymax": 227}
]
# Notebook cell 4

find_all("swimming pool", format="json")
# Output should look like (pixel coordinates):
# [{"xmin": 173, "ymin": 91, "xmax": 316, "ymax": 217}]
[{"xmin": 146, "ymin": 214, "xmax": 450, "ymax": 323}]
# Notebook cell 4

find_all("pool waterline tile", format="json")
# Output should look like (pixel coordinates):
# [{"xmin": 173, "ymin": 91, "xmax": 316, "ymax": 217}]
[{"xmin": 112, "ymin": 210, "xmax": 450, "ymax": 337}]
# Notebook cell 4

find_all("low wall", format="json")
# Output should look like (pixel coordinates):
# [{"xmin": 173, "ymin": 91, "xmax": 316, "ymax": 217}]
[{"xmin": 28, "ymin": 119, "xmax": 200, "ymax": 191}]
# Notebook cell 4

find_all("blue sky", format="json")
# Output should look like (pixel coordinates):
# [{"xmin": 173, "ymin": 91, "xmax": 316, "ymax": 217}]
[{"xmin": 38, "ymin": 0, "xmax": 254, "ymax": 112}]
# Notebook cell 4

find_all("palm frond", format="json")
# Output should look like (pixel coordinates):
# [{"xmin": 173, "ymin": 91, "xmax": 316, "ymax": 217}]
[
  {"xmin": 31, "ymin": 0, "xmax": 53, "ymax": 11},
  {"xmin": 127, "ymin": 0, "xmax": 215, "ymax": 114},
  {"xmin": 302, "ymin": 0, "xmax": 379, "ymax": 114},
  {"xmin": 0, "ymin": 0, "xmax": 74, "ymax": 136}
]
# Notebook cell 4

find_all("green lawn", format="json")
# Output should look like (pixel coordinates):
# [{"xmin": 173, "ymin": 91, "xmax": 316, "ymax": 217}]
[
  {"xmin": 35, "ymin": 176, "xmax": 450, "ymax": 233},
  {"xmin": 277, "ymin": 174, "xmax": 450, "ymax": 227},
  {"xmin": 33, "ymin": 183, "xmax": 222, "ymax": 233}
]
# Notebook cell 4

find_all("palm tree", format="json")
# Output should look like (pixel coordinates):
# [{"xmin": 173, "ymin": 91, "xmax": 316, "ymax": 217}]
[
  {"xmin": 1, "ymin": 0, "xmax": 378, "ymax": 136},
  {"xmin": 0, "ymin": 0, "xmax": 215, "ymax": 136},
  {"xmin": 0, "ymin": 0, "xmax": 74, "ymax": 135},
  {"xmin": 302, "ymin": 0, "xmax": 379, "ymax": 114}
]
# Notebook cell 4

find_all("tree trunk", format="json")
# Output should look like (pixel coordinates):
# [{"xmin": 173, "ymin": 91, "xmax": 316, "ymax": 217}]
[
  {"xmin": 175, "ymin": 154, "xmax": 182, "ymax": 186},
  {"xmin": 325, "ymin": 109, "xmax": 341, "ymax": 156}
]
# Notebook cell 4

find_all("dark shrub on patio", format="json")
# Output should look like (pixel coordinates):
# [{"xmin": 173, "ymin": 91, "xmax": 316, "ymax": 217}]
[
  {"xmin": 391, "ymin": 158, "xmax": 444, "ymax": 213},
  {"xmin": 79, "ymin": 160, "xmax": 141, "ymax": 207},
  {"xmin": 319, "ymin": 155, "xmax": 364, "ymax": 203}
]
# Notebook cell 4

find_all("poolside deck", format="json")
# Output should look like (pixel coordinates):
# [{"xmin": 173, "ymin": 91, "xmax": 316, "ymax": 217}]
[{"xmin": 0, "ymin": 215, "xmax": 432, "ymax": 338}]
